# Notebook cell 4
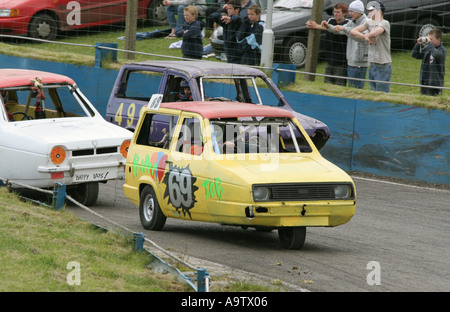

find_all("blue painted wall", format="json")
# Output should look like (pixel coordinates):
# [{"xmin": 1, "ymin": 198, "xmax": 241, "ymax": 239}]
[{"xmin": 1, "ymin": 55, "xmax": 448, "ymax": 185}]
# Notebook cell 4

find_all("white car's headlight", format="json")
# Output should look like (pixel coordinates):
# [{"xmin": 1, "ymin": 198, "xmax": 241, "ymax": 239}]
[
  {"xmin": 253, "ymin": 186, "xmax": 270, "ymax": 201},
  {"xmin": 333, "ymin": 184, "xmax": 352, "ymax": 199},
  {"xmin": 50, "ymin": 146, "xmax": 67, "ymax": 165}
]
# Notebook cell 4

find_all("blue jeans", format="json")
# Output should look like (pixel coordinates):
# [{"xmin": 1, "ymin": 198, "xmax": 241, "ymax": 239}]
[
  {"xmin": 347, "ymin": 65, "xmax": 368, "ymax": 89},
  {"xmin": 368, "ymin": 63, "xmax": 392, "ymax": 93},
  {"xmin": 165, "ymin": 5, "xmax": 186, "ymax": 29}
]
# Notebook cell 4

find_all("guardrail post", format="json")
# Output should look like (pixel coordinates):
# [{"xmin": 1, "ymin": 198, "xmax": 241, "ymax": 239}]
[
  {"xmin": 95, "ymin": 43, "xmax": 118, "ymax": 68},
  {"xmin": 196, "ymin": 268, "xmax": 210, "ymax": 292},
  {"xmin": 52, "ymin": 183, "xmax": 66, "ymax": 210},
  {"xmin": 272, "ymin": 63, "xmax": 297, "ymax": 88},
  {"xmin": 134, "ymin": 232, "xmax": 145, "ymax": 252}
]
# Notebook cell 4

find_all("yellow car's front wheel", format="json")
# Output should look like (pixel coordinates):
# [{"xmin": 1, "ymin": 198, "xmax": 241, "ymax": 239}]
[
  {"xmin": 139, "ymin": 185, "xmax": 166, "ymax": 230},
  {"xmin": 278, "ymin": 227, "xmax": 306, "ymax": 250}
]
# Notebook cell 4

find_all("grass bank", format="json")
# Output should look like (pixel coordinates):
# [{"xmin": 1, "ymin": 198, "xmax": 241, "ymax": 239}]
[
  {"xmin": 0, "ymin": 187, "xmax": 191, "ymax": 292},
  {"xmin": 0, "ymin": 24, "xmax": 448, "ymax": 111}
]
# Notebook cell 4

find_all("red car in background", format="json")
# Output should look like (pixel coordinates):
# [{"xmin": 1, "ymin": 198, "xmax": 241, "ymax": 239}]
[{"xmin": 0, "ymin": 0, "xmax": 166, "ymax": 40}]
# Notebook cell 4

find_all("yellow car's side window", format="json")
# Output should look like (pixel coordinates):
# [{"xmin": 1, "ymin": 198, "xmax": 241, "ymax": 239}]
[{"xmin": 135, "ymin": 112, "xmax": 179, "ymax": 150}]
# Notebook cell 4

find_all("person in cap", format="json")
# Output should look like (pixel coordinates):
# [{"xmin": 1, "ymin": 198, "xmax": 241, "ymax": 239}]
[
  {"xmin": 324, "ymin": 0, "xmax": 369, "ymax": 89},
  {"xmin": 350, "ymin": 1, "xmax": 392, "ymax": 93},
  {"xmin": 411, "ymin": 28, "xmax": 446, "ymax": 96}
]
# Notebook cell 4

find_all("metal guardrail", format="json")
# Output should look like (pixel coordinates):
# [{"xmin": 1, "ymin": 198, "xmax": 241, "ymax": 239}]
[{"xmin": 0, "ymin": 178, "xmax": 210, "ymax": 292}]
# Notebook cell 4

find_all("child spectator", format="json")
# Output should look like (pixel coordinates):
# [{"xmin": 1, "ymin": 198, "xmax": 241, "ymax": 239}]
[
  {"xmin": 211, "ymin": 0, "xmax": 242, "ymax": 63},
  {"xmin": 175, "ymin": 6, "xmax": 205, "ymax": 59},
  {"xmin": 411, "ymin": 28, "xmax": 447, "ymax": 96},
  {"xmin": 164, "ymin": 0, "xmax": 207, "ymax": 38},
  {"xmin": 235, "ymin": 4, "xmax": 263, "ymax": 65}
]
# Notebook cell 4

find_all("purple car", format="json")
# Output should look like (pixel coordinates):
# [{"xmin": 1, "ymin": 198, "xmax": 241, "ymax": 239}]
[{"xmin": 105, "ymin": 60, "xmax": 330, "ymax": 149}]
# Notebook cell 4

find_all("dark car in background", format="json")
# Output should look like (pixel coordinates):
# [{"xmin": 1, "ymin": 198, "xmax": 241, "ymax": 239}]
[
  {"xmin": 211, "ymin": 0, "xmax": 450, "ymax": 66},
  {"xmin": 0, "ymin": 0, "xmax": 156, "ymax": 40}
]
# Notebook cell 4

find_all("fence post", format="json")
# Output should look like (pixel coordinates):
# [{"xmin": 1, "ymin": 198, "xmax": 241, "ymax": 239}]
[
  {"xmin": 95, "ymin": 43, "xmax": 118, "ymax": 68},
  {"xmin": 134, "ymin": 232, "xmax": 145, "ymax": 252},
  {"xmin": 52, "ymin": 183, "xmax": 66, "ymax": 210},
  {"xmin": 272, "ymin": 63, "xmax": 297, "ymax": 87},
  {"xmin": 196, "ymin": 268, "xmax": 210, "ymax": 292}
]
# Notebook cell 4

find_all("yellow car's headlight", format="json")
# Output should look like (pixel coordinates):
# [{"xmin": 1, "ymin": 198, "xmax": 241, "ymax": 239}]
[
  {"xmin": 253, "ymin": 186, "xmax": 271, "ymax": 202},
  {"xmin": 334, "ymin": 184, "xmax": 352, "ymax": 199}
]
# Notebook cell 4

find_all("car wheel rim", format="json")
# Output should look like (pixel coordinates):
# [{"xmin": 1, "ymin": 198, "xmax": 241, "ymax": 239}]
[
  {"xmin": 154, "ymin": 4, "xmax": 168, "ymax": 24},
  {"xmin": 289, "ymin": 42, "xmax": 307, "ymax": 67},
  {"xmin": 143, "ymin": 194, "xmax": 155, "ymax": 222},
  {"xmin": 418, "ymin": 24, "xmax": 436, "ymax": 37},
  {"xmin": 37, "ymin": 22, "xmax": 51, "ymax": 38}
]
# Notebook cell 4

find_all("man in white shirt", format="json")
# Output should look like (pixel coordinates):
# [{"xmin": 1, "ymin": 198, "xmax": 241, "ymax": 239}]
[{"xmin": 350, "ymin": 1, "xmax": 391, "ymax": 93}]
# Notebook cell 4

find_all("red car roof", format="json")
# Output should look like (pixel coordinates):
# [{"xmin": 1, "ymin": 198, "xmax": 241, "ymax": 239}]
[
  {"xmin": 0, "ymin": 69, "xmax": 75, "ymax": 88},
  {"xmin": 161, "ymin": 101, "xmax": 294, "ymax": 119}
]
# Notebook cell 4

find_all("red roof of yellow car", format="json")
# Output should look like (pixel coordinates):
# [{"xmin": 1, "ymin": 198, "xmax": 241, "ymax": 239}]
[
  {"xmin": 161, "ymin": 101, "xmax": 295, "ymax": 119},
  {"xmin": 0, "ymin": 69, "xmax": 75, "ymax": 88}
]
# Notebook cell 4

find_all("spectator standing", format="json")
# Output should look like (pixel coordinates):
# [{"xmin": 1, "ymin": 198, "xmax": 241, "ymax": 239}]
[
  {"xmin": 350, "ymin": 1, "xmax": 391, "ymax": 93},
  {"xmin": 254, "ymin": 0, "xmax": 266, "ymax": 11},
  {"xmin": 164, "ymin": 0, "xmax": 207, "ymax": 38},
  {"xmin": 411, "ymin": 28, "xmax": 447, "ymax": 96},
  {"xmin": 235, "ymin": 4, "xmax": 263, "ymax": 65},
  {"xmin": 327, "ymin": 0, "xmax": 369, "ymax": 89},
  {"xmin": 239, "ymin": 0, "xmax": 256, "ymax": 18},
  {"xmin": 175, "ymin": 6, "xmax": 205, "ymax": 59},
  {"xmin": 306, "ymin": 3, "xmax": 349, "ymax": 86},
  {"xmin": 205, "ymin": 0, "xmax": 226, "ymax": 31},
  {"xmin": 211, "ymin": 0, "xmax": 242, "ymax": 63}
]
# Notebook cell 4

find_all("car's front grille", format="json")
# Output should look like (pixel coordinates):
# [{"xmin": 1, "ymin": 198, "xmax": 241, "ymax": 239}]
[
  {"xmin": 253, "ymin": 183, "xmax": 355, "ymax": 202},
  {"xmin": 272, "ymin": 184, "xmax": 336, "ymax": 200},
  {"xmin": 72, "ymin": 147, "xmax": 118, "ymax": 157}
]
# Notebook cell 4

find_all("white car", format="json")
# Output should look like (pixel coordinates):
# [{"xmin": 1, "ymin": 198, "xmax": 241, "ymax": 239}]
[{"xmin": 0, "ymin": 69, "xmax": 132, "ymax": 206}]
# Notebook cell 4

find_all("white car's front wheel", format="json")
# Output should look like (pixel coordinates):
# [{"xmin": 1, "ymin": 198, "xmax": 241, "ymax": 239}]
[{"xmin": 68, "ymin": 182, "xmax": 99, "ymax": 206}]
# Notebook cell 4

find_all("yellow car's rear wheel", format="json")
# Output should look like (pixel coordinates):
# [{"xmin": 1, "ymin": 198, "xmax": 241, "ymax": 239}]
[{"xmin": 139, "ymin": 185, "xmax": 166, "ymax": 230}]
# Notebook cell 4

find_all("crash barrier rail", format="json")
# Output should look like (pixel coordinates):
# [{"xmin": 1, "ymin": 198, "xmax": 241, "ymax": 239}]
[
  {"xmin": 0, "ymin": 178, "xmax": 210, "ymax": 292},
  {"xmin": 1, "ymin": 33, "xmax": 449, "ymax": 93}
]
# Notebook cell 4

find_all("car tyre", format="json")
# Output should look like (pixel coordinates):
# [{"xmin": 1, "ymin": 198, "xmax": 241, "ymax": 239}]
[
  {"xmin": 416, "ymin": 17, "xmax": 440, "ymax": 39},
  {"xmin": 278, "ymin": 226, "xmax": 306, "ymax": 250},
  {"xmin": 147, "ymin": 0, "xmax": 168, "ymax": 26},
  {"xmin": 28, "ymin": 13, "xmax": 58, "ymax": 41},
  {"xmin": 69, "ymin": 182, "xmax": 99, "ymax": 206},
  {"xmin": 139, "ymin": 185, "xmax": 166, "ymax": 230},
  {"xmin": 283, "ymin": 37, "xmax": 307, "ymax": 67}
]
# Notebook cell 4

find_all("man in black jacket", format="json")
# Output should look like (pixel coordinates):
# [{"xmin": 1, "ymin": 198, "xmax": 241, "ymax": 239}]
[
  {"xmin": 412, "ymin": 28, "xmax": 447, "ymax": 96},
  {"xmin": 211, "ymin": 0, "xmax": 242, "ymax": 63},
  {"xmin": 306, "ymin": 3, "xmax": 349, "ymax": 86}
]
